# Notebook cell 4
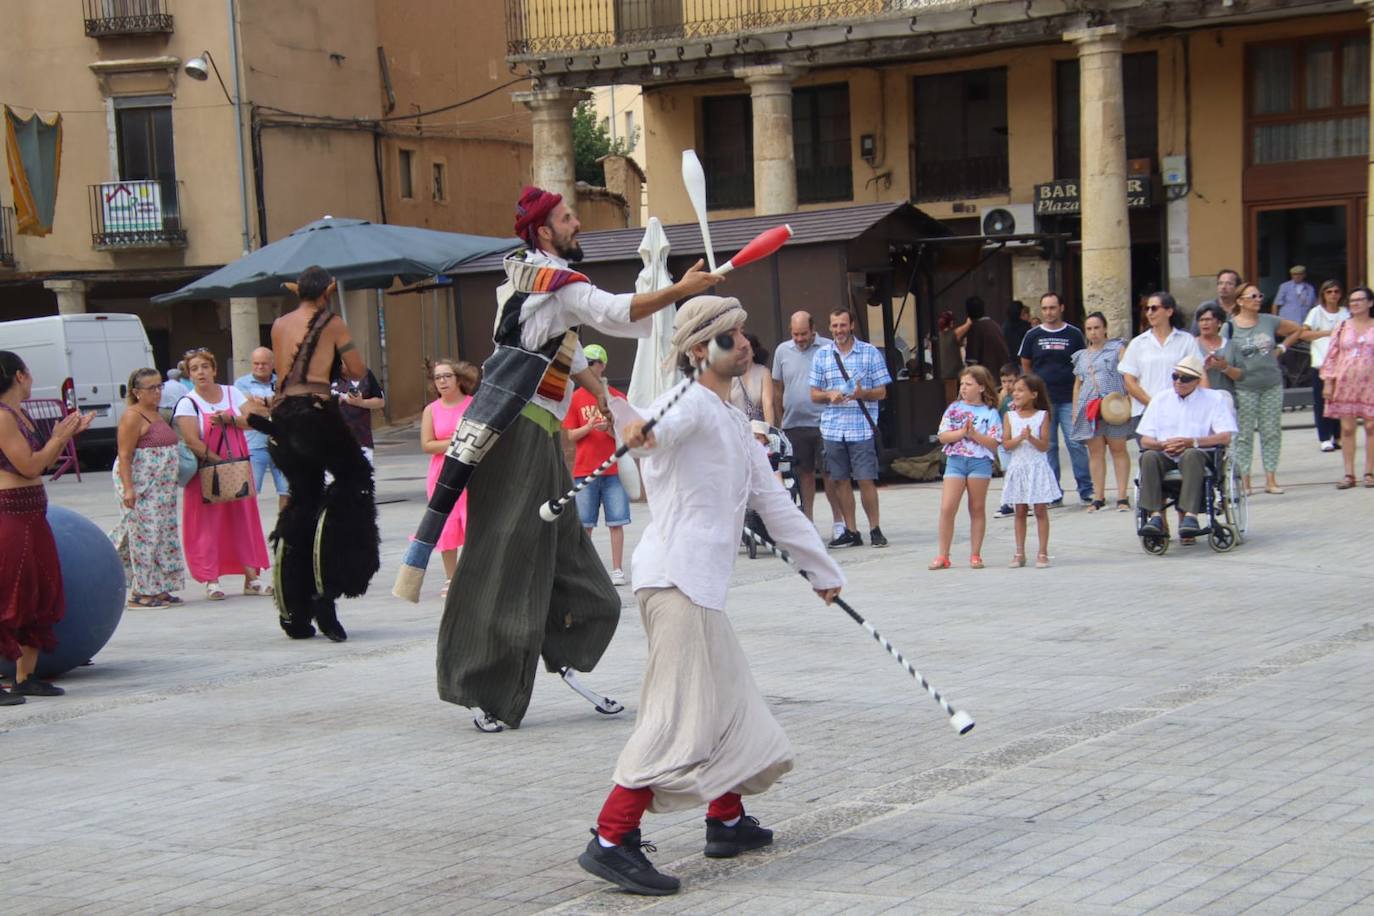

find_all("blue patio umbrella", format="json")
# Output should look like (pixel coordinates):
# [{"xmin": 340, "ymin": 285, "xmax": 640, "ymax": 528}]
[{"xmin": 153, "ymin": 217, "xmax": 519, "ymax": 303}]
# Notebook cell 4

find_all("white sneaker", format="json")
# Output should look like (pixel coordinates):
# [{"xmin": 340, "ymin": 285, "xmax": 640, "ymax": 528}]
[
  {"xmin": 1320, "ymin": 440, "xmax": 1336, "ymax": 452},
  {"xmin": 610, "ymin": 569, "xmax": 626, "ymax": 586}
]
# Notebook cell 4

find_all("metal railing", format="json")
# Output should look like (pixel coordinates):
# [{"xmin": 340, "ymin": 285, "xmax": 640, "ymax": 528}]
[
  {"xmin": 89, "ymin": 180, "xmax": 187, "ymax": 249},
  {"xmin": 0, "ymin": 206, "xmax": 14, "ymax": 267},
  {"xmin": 506, "ymin": 0, "xmax": 975, "ymax": 55},
  {"xmin": 911, "ymin": 151, "xmax": 1008, "ymax": 202},
  {"xmin": 83, "ymin": 0, "xmax": 173, "ymax": 37}
]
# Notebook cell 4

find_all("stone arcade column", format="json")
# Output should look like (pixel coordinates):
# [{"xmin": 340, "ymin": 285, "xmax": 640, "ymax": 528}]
[
  {"xmin": 513, "ymin": 88, "xmax": 592, "ymax": 206},
  {"xmin": 1359, "ymin": 1, "xmax": 1374, "ymax": 282},
  {"xmin": 229, "ymin": 297, "xmax": 259, "ymax": 381},
  {"xmin": 1065, "ymin": 25, "xmax": 1132, "ymax": 338},
  {"xmin": 43, "ymin": 279, "xmax": 89, "ymax": 315},
  {"xmin": 735, "ymin": 64, "xmax": 804, "ymax": 216}
]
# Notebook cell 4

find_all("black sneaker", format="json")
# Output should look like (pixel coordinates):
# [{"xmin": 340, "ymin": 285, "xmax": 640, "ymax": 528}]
[
  {"xmin": 994, "ymin": 504, "xmax": 1014, "ymax": 518},
  {"xmin": 578, "ymin": 828, "xmax": 680, "ymax": 896},
  {"xmin": 704, "ymin": 814, "xmax": 774, "ymax": 858},
  {"xmin": 869, "ymin": 527, "xmax": 888, "ymax": 548},
  {"xmin": 0, "ymin": 687, "xmax": 25, "ymax": 707},
  {"xmin": 13, "ymin": 679, "xmax": 64, "ymax": 697},
  {"xmin": 827, "ymin": 529, "xmax": 862, "ymax": 548}
]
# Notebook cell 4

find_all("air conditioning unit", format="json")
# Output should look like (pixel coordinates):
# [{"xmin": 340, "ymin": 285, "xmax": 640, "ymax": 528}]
[{"xmin": 981, "ymin": 203, "xmax": 1038, "ymax": 247}]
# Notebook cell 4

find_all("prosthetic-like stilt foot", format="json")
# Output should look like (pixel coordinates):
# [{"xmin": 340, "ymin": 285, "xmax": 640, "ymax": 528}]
[
  {"xmin": 560, "ymin": 667, "xmax": 624, "ymax": 715},
  {"xmin": 473, "ymin": 710, "xmax": 505, "ymax": 733}
]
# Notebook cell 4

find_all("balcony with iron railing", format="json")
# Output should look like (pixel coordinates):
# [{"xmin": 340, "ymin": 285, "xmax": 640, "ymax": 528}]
[
  {"xmin": 83, "ymin": 0, "xmax": 173, "ymax": 37},
  {"xmin": 89, "ymin": 180, "xmax": 187, "ymax": 250},
  {"xmin": 505, "ymin": 0, "xmax": 975, "ymax": 56},
  {"xmin": 0, "ymin": 206, "xmax": 15, "ymax": 267}
]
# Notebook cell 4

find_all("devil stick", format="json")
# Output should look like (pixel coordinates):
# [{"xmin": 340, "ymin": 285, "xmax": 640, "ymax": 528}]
[{"xmin": 743, "ymin": 526, "xmax": 975, "ymax": 735}]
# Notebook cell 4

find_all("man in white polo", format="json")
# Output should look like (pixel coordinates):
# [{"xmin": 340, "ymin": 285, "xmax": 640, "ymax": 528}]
[{"xmin": 1136, "ymin": 354, "xmax": 1237, "ymax": 539}]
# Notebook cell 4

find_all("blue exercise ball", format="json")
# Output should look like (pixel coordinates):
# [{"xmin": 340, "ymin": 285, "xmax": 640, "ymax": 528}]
[{"xmin": 0, "ymin": 504, "xmax": 126, "ymax": 679}]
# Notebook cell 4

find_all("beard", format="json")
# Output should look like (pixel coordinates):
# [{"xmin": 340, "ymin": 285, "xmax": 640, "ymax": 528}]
[{"xmin": 553, "ymin": 235, "xmax": 584, "ymax": 263}]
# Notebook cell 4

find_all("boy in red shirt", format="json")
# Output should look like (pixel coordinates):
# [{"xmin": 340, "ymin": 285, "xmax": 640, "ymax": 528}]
[{"xmin": 562, "ymin": 344, "xmax": 630, "ymax": 584}]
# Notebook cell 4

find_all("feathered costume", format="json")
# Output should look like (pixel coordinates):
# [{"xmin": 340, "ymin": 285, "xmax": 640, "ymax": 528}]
[{"xmin": 248, "ymin": 308, "xmax": 380, "ymax": 640}]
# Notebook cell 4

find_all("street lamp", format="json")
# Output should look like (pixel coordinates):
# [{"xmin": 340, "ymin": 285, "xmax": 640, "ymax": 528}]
[{"xmin": 184, "ymin": 41, "xmax": 251, "ymax": 257}]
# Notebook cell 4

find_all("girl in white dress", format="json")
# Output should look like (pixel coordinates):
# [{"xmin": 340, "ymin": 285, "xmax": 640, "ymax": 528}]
[{"xmin": 1001, "ymin": 373, "xmax": 1062, "ymax": 568}]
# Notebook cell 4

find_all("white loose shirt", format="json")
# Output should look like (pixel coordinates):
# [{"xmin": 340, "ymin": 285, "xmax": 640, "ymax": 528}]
[
  {"xmin": 630, "ymin": 383, "xmax": 844, "ymax": 611},
  {"xmin": 1118, "ymin": 328, "xmax": 1199, "ymax": 417},
  {"xmin": 1136, "ymin": 386, "xmax": 1238, "ymax": 442},
  {"xmin": 511, "ymin": 249, "xmax": 649, "ymax": 419},
  {"xmin": 1304, "ymin": 305, "xmax": 1350, "ymax": 369}
]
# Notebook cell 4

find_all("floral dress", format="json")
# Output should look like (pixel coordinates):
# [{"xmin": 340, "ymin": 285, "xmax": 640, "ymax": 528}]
[
  {"xmin": 1321, "ymin": 319, "xmax": 1374, "ymax": 417},
  {"xmin": 1002, "ymin": 410, "xmax": 1063, "ymax": 506},
  {"xmin": 110, "ymin": 415, "xmax": 186, "ymax": 597}
]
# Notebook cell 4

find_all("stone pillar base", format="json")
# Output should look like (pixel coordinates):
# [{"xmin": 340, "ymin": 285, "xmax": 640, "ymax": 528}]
[{"xmin": 44, "ymin": 279, "xmax": 89, "ymax": 315}]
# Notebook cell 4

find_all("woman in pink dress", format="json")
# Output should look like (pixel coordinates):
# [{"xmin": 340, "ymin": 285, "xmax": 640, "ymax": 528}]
[
  {"xmin": 173, "ymin": 349, "xmax": 272, "ymax": 600},
  {"xmin": 420, "ymin": 359, "xmax": 481, "ymax": 595},
  {"xmin": 1322, "ymin": 286, "xmax": 1374, "ymax": 489}
]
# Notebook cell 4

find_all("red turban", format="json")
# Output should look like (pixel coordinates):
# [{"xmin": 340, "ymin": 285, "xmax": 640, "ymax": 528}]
[{"xmin": 514, "ymin": 185, "xmax": 562, "ymax": 248}]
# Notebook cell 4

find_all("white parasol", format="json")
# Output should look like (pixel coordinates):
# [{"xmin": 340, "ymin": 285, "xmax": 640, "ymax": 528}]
[{"xmin": 622, "ymin": 218, "xmax": 678, "ymax": 501}]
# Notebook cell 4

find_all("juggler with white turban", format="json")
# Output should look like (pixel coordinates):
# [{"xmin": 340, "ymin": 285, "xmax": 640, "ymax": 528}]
[{"xmin": 576, "ymin": 295, "xmax": 846, "ymax": 897}]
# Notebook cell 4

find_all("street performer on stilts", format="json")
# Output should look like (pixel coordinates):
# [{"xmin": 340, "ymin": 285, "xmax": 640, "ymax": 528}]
[
  {"xmin": 248, "ymin": 265, "xmax": 379, "ymax": 642},
  {"xmin": 576, "ymin": 296, "xmax": 844, "ymax": 896},
  {"xmin": 435, "ymin": 186, "xmax": 723, "ymax": 733}
]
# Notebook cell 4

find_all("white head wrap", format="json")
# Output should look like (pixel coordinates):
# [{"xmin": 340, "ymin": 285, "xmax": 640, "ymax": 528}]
[{"xmin": 666, "ymin": 295, "xmax": 747, "ymax": 370}]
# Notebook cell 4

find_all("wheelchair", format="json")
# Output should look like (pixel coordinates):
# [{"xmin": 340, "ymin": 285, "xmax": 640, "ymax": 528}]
[{"xmin": 1132, "ymin": 447, "xmax": 1248, "ymax": 555}]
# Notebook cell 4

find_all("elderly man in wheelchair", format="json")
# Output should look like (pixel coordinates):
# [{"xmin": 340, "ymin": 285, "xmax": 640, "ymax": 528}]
[{"xmin": 1135, "ymin": 354, "xmax": 1244, "ymax": 554}]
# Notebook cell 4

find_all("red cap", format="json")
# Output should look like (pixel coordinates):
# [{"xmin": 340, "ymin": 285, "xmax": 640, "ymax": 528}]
[{"xmin": 514, "ymin": 185, "xmax": 562, "ymax": 248}]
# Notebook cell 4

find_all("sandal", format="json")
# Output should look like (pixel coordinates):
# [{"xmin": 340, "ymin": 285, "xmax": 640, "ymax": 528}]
[
  {"xmin": 1337, "ymin": 474, "xmax": 1357, "ymax": 490},
  {"xmin": 1035, "ymin": 553, "xmax": 1051, "ymax": 569},
  {"xmin": 1264, "ymin": 485, "xmax": 1285, "ymax": 495},
  {"xmin": 157, "ymin": 592, "xmax": 184, "ymax": 606},
  {"xmin": 969, "ymin": 555, "xmax": 985, "ymax": 569},
  {"xmin": 440, "ymin": 578, "xmax": 451, "ymax": 600},
  {"xmin": 1116, "ymin": 498, "xmax": 1131, "ymax": 512},
  {"xmin": 243, "ymin": 578, "xmax": 274, "ymax": 597},
  {"xmin": 928, "ymin": 556, "xmax": 952, "ymax": 571},
  {"xmin": 1087, "ymin": 499, "xmax": 1105, "ymax": 513},
  {"xmin": 128, "ymin": 594, "xmax": 168, "ymax": 609},
  {"xmin": 205, "ymin": 581, "xmax": 227, "ymax": 601},
  {"xmin": 1008, "ymin": 553, "xmax": 1025, "ymax": 569},
  {"xmin": 1365, "ymin": 474, "xmax": 1374, "ymax": 489}
]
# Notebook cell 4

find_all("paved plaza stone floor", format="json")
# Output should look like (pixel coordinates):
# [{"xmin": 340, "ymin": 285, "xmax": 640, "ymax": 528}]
[{"xmin": 3, "ymin": 421, "xmax": 1372, "ymax": 914}]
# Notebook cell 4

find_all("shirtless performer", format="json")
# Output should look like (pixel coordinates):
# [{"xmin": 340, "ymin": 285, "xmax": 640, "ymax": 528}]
[{"xmin": 248, "ymin": 265, "xmax": 379, "ymax": 641}]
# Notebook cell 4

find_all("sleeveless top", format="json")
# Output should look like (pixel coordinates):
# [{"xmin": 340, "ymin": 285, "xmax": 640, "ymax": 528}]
[
  {"xmin": 0, "ymin": 401, "xmax": 46, "ymax": 475},
  {"xmin": 135, "ymin": 414, "xmax": 178, "ymax": 449}
]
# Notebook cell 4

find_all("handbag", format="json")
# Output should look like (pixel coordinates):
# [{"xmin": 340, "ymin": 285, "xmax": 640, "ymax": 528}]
[
  {"xmin": 197, "ymin": 399, "xmax": 256, "ymax": 504},
  {"xmin": 1083, "ymin": 348, "xmax": 1132, "ymax": 427},
  {"xmin": 173, "ymin": 396, "xmax": 200, "ymax": 488}
]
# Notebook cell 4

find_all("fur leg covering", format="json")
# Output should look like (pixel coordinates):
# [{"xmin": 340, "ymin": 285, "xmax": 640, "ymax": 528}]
[{"xmin": 253, "ymin": 396, "xmax": 380, "ymax": 637}]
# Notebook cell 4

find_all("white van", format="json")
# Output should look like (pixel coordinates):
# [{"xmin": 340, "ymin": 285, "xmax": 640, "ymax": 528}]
[{"xmin": 1, "ymin": 313, "xmax": 157, "ymax": 449}]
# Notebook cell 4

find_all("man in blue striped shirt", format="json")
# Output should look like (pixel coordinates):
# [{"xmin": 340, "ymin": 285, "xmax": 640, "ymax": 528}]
[{"xmin": 808, "ymin": 308, "xmax": 892, "ymax": 548}]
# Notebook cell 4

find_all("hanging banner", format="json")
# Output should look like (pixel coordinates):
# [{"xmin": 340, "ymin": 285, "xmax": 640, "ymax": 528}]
[{"xmin": 4, "ymin": 106, "xmax": 64, "ymax": 236}]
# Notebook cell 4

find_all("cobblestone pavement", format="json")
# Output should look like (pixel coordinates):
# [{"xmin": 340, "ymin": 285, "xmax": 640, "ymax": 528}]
[{"xmin": 3, "ymin": 423, "xmax": 1370, "ymax": 914}]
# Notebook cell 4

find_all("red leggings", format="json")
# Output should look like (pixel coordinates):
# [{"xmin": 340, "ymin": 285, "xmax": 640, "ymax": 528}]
[{"xmin": 597, "ymin": 785, "xmax": 743, "ymax": 845}]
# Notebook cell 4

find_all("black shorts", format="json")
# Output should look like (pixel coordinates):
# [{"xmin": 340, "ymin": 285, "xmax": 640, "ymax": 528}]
[{"xmin": 784, "ymin": 425, "xmax": 824, "ymax": 473}]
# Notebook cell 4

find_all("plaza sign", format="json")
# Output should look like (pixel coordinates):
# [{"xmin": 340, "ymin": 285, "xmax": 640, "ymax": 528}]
[{"xmin": 1034, "ymin": 178, "xmax": 1152, "ymax": 216}]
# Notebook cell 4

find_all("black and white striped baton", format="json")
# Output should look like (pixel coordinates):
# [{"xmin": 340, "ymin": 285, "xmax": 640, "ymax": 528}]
[
  {"xmin": 742, "ymin": 526, "xmax": 975, "ymax": 735},
  {"xmin": 539, "ymin": 375, "xmax": 695, "ymax": 522}
]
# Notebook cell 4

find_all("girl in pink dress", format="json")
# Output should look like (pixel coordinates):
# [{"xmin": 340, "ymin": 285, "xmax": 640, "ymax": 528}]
[
  {"xmin": 420, "ymin": 359, "xmax": 482, "ymax": 594},
  {"xmin": 1321, "ymin": 287, "xmax": 1374, "ymax": 488},
  {"xmin": 173, "ymin": 349, "xmax": 272, "ymax": 600}
]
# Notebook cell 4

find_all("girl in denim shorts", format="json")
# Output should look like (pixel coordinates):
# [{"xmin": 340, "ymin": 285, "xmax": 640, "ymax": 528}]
[{"xmin": 931, "ymin": 366, "xmax": 1003, "ymax": 570}]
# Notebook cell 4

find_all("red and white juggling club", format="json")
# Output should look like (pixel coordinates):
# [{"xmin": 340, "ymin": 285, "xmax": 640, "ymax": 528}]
[{"xmin": 715, "ymin": 224, "xmax": 793, "ymax": 275}]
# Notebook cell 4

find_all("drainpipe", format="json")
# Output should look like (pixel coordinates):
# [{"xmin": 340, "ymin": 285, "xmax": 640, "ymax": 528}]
[{"xmin": 227, "ymin": 0, "xmax": 251, "ymax": 256}]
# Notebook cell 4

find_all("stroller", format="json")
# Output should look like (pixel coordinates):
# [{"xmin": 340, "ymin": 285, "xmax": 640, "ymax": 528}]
[{"xmin": 742, "ymin": 422, "xmax": 801, "ymax": 558}]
